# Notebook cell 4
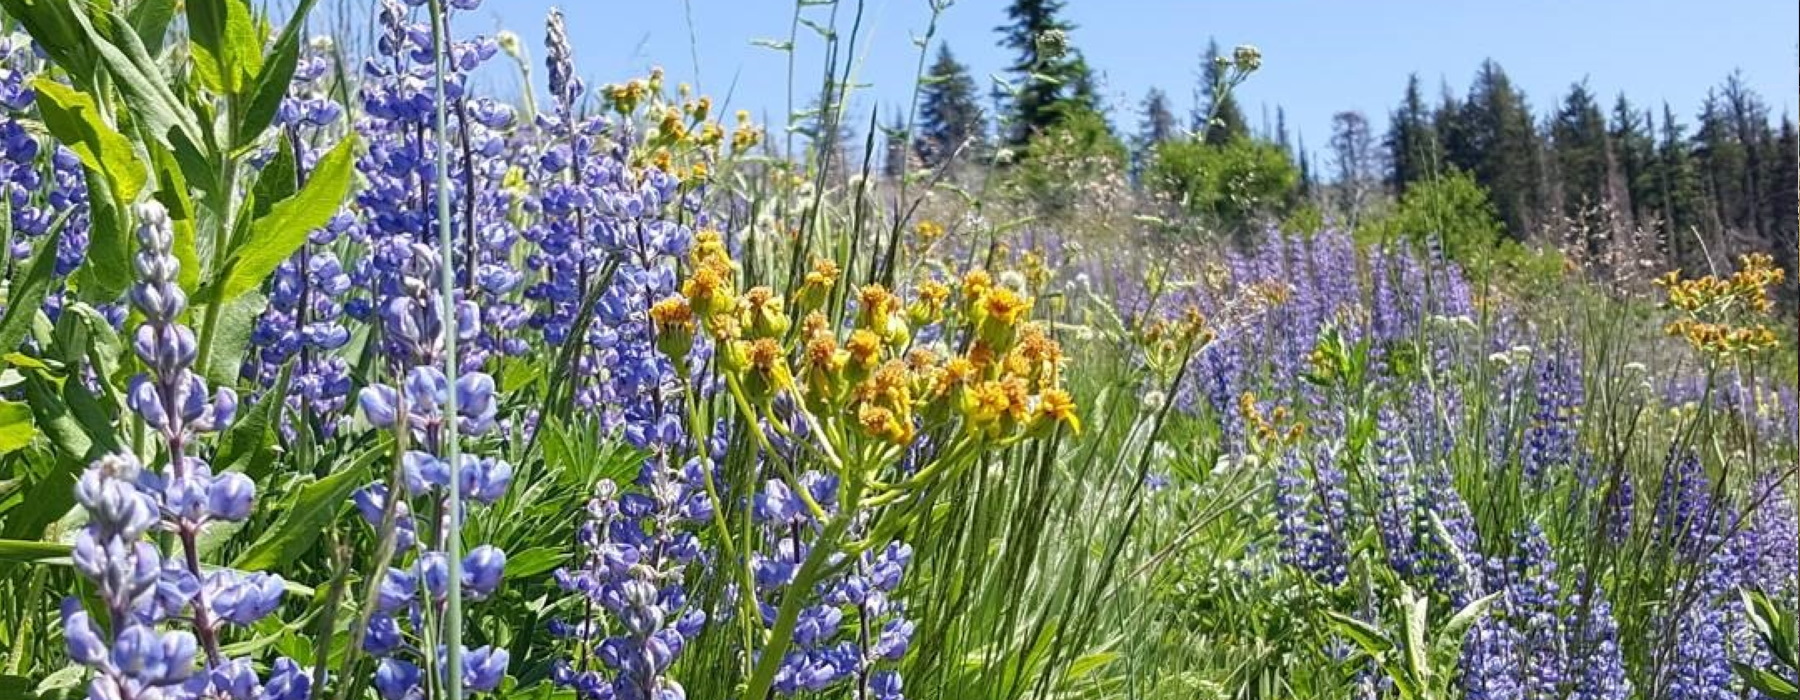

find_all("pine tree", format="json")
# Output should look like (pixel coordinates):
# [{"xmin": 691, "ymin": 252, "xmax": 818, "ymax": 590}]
[
  {"xmin": 1275, "ymin": 106, "xmax": 1292, "ymax": 153},
  {"xmin": 1768, "ymin": 116, "xmax": 1798, "ymax": 304},
  {"xmin": 882, "ymin": 110, "xmax": 908, "ymax": 180},
  {"xmin": 1132, "ymin": 87, "xmax": 1177, "ymax": 182},
  {"xmin": 1551, "ymin": 81, "xmax": 1613, "ymax": 238},
  {"xmin": 996, "ymin": 0, "xmax": 1085, "ymax": 146},
  {"xmin": 1138, "ymin": 88, "xmax": 1177, "ymax": 146},
  {"xmin": 1609, "ymin": 94, "xmax": 1657, "ymax": 224},
  {"xmin": 1652, "ymin": 102, "xmax": 1706, "ymax": 268},
  {"xmin": 915, "ymin": 44, "xmax": 986, "ymax": 167},
  {"xmin": 1386, "ymin": 73, "xmax": 1439, "ymax": 194},
  {"xmin": 1193, "ymin": 39, "xmax": 1247, "ymax": 145},
  {"xmin": 1297, "ymin": 133, "xmax": 1315, "ymax": 200},
  {"xmin": 1446, "ymin": 60, "xmax": 1543, "ymax": 240}
]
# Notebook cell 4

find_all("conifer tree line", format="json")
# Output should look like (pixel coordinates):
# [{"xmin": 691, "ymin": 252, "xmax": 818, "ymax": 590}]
[
  {"xmin": 891, "ymin": 0, "xmax": 1794, "ymax": 298},
  {"xmin": 1383, "ymin": 63, "xmax": 1797, "ymax": 291}
]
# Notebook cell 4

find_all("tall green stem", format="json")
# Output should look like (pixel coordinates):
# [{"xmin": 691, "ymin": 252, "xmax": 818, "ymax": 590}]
[{"xmin": 427, "ymin": 1, "xmax": 465, "ymax": 696}]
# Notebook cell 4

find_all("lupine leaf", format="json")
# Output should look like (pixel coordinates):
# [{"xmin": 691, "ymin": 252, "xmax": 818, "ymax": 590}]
[
  {"xmin": 31, "ymin": 80, "xmax": 141, "ymax": 300},
  {"xmin": 125, "ymin": 0, "xmax": 180, "ymax": 54},
  {"xmin": 232, "ymin": 440, "xmax": 384, "ymax": 570},
  {"xmin": 0, "ymin": 225, "xmax": 67, "ymax": 355},
  {"xmin": 197, "ymin": 291, "xmax": 267, "ymax": 386},
  {"xmin": 201, "ymin": 134, "xmax": 357, "ymax": 306},
  {"xmin": 1734, "ymin": 662, "xmax": 1800, "ymax": 700},
  {"xmin": 0, "ymin": 401, "xmax": 37, "ymax": 454},
  {"xmin": 238, "ymin": 0, "xmax": 320, "ymax": 150},
  {"xmin": 216, "ymin": 364, "xmax": 290, "ymax": 482},
  {"xmin": 0, "ymin": 0, "xmax": 97, "ymax": 80}
]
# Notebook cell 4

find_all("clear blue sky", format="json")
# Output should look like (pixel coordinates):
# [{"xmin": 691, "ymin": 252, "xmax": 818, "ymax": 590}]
[{"xmin": 446, "ymin": 0, "xmax": 1796, "ymax": 158}]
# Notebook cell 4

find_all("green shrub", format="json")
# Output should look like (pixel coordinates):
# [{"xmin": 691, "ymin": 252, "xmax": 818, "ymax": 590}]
[{"xmin": 1144, "ymin": 135, "xmax": 1298, "ymax": 239}]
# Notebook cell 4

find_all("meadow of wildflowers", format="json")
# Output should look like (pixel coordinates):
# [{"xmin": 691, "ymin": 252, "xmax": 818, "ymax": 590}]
[{"xmin": 0, "ymin": 1, "xmax": 1793, "ymax": 700}]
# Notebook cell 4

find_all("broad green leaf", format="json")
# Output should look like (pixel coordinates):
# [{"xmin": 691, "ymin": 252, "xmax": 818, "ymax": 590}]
[
  {"xmin": 32, "ymin": 80, "xmax": 141, "ymax": 299},
  {"xmin": 197, "ymin": 291, "xmax": 268, "ymax": 386},
  {"xmin": 1734, "ymin": 662, "xmax": 1800, "ymax": 700},
  {"xmin": 0, "ymin": 0, "xmax": 98, "ymax": 80},
  {"xmin": 1324, "ymin": 611, "xmax": 1393, "ymax": 657},
  {"xmin": 504, "ymin": 547, "xmax": 568, "ymax": 579},
  {"xmin": 232, "ymin": 440, "xmax": 384, "ymax": 570},
  {"xmin": 0, "ymin": 225, "xmax": 67, "ymax": 354},
  {"xmin": 202, "ymin": 135, "xmax": 357, "ymax": 306},
  {"xmin": 0, "ymin": 401, "xmax": 36, "ymax": 454},
  {"xmin": 126, "ymin": 0, "xmax": 180, "ymax": 53},
  {"xmin": 69, "ymin": 5, "xmax": 210, "ymax": 189},
  {"xmin": 238, "ymin": 0, "xmax": 320, "ymax": 149},
  {"xmin": 216, "ymin": 364, "xmax": 290, "ymax": 482},
  {"xmin": 1434, "ymin": 591, "xmax": 1500, "ymax": 659},
  {"xmin": 252, "ymin": 135, "xmax": 297, "ymax": 220}
]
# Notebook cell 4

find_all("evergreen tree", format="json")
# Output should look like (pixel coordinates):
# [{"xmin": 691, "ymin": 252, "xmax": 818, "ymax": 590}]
[
  {"xmin": 1133, "ymin": 87, "xmax": 1178, "ymax": 181},
  {"xmin": 996, "ymin": 0, "xmax": 1086, "ymax": 146},
  {"xmin": 882, "ymin": 110, "xmax": 908, "ymax": 180},
  {"xmin": 1386, "ymin": 73, "xmax": 1439, "ymax": 194},
  {"xmin": 1550, "ymin": 81, "xmax": 1613, "ymax": 237},
  {"xmin": 1138, "ymin": 88, "xmax": 1178, "ymax": 146},
  {"xmin": 1193, "ymin": 39, "xmax": 1247, "ymax": 145},
  {"xmin": 1297, "ymin": 133, "xmax": 1315, "ymax": 200},
  {"xmin": 1275, "ymin": 106, "xmax": 1292, "ymax": 153},
  {"xmin": 1609, "ymin": 94, "xmax": 1657, "ymax": 224},
  {"xmin": 915, "ymin": 44, "xmax": 986, "ymax": 167},
  {"xmin": 1445, "ymin": 60, "xmax": 1542, "ymax": 240},
  {"xmin": 1652, "ymin": 102, "xmax": 1706, "ymax": 267},
  {"xmin": 1768, "ymin": 116, "xmax": 1798, "ymax": 303}
]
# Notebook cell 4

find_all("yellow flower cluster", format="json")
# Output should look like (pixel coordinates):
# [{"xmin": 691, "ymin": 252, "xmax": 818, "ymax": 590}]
[
  {"xmin": 1654, "ymin": 254, "xmax": 1786, "ymax": 358},
  {"xmin": 1238, "ymin": 392, "xmax": 1305, "ymax": 447},
  {"xmin": 656, "ymin": 242, "xmax": 1081, "ymax": 448},
  {"xmin": 597, "ymin": 69, "xmax": 763, "ymax": 184}
]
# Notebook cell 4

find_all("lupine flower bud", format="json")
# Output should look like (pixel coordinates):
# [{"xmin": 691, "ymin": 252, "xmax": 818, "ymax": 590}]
[
  {"xmin": 207, "ymin": 472, "xmax": 256, "ymax": 521},
  {"xmin": 360, "ymin": 385, "xmax": 400, "ymax": 428},
  {"xmin": 61, "ymin": 601, "xmax": 107, "ymax": 665},
  {"xmin": 374, "ymin": 658, "xmax": 421, "ymax": 700},
  {"xmin": 463, "ymin": 544, "xmax": 507, "ymax": 599},
  {"xmin": 206, "ymin": 571, "xmax": 286, "ymax": 626}
]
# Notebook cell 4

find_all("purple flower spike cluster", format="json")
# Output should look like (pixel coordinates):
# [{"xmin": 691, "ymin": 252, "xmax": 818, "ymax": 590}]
[
  {"xmin": 754, "ymin": 475, "xmax": 915, "ymax": 699},
  {"xmin": 61, "ymin": 203, "xmax": 307, "ymax": 700},
  {"xmin": 244, "ymin": 41, "xmax": 356, "ymax": 439},
  {"xmin": 352, "ymin": 252, "xmax": 513, "ymax": 698},
  {"xmin": 550, "ymin": 474, "xmax": 707, "ymax": 700}
]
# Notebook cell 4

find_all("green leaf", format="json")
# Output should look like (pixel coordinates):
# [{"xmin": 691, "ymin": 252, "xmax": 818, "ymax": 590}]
[
  {"xmin": 1434, "ymin": 592, "xmax": 1499, "ymax": 659},
  {"xmin": 232, "ymin": 440, "xmax": 385, "ymax": 570},
  {"xmin": 31, "ymin": 79, "xmax": 142, "ymax": 300},
  {"xmin": 1734, "ymin": 662, "xmax": 1800, "ymax": 700},
  {"xmin": 0, "ymin": 0, "xmax": 98, "ymax": 81},
  {"xmin": 201, "ymin": 135, "xmax": 357, "ymax": 306},
  {"xmin": 0, "ymin": 539, "xmax": 71, "ymax": 562},
  {"xmin": 239, "ymin": 0, "xmax": 320, "ymax": 149},
  {"xmin": 0, "ymin": 401, "xmax": 37, "ymax": 454},
  {"xmin": 69, "ymin": 5, "xmax": 210, "ymax": 188},
  {"xmin": 503, "ymin": 547, "xmax": 568, "ymax": 579},
  {"xmin": 215, "ymin": 364, "xmax": 289, "ymax": 482},
  {"xmin": 1324, "ymin": 611, "xmax": 1393, "ymax": 657},
  {"xmin": 252, "ymin": 136, "xmax": 297, "ymax": 220},
  {"xmin": 197, "ymin": 291, "xmax": 268, "ymax": 386},
  {"xmin": 126, "ymin": 0, "xmax": 180, "ymax": 54},
  {"xmin": 0, "ymin": 225, "xmax": 67, "ymax": 354}
]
